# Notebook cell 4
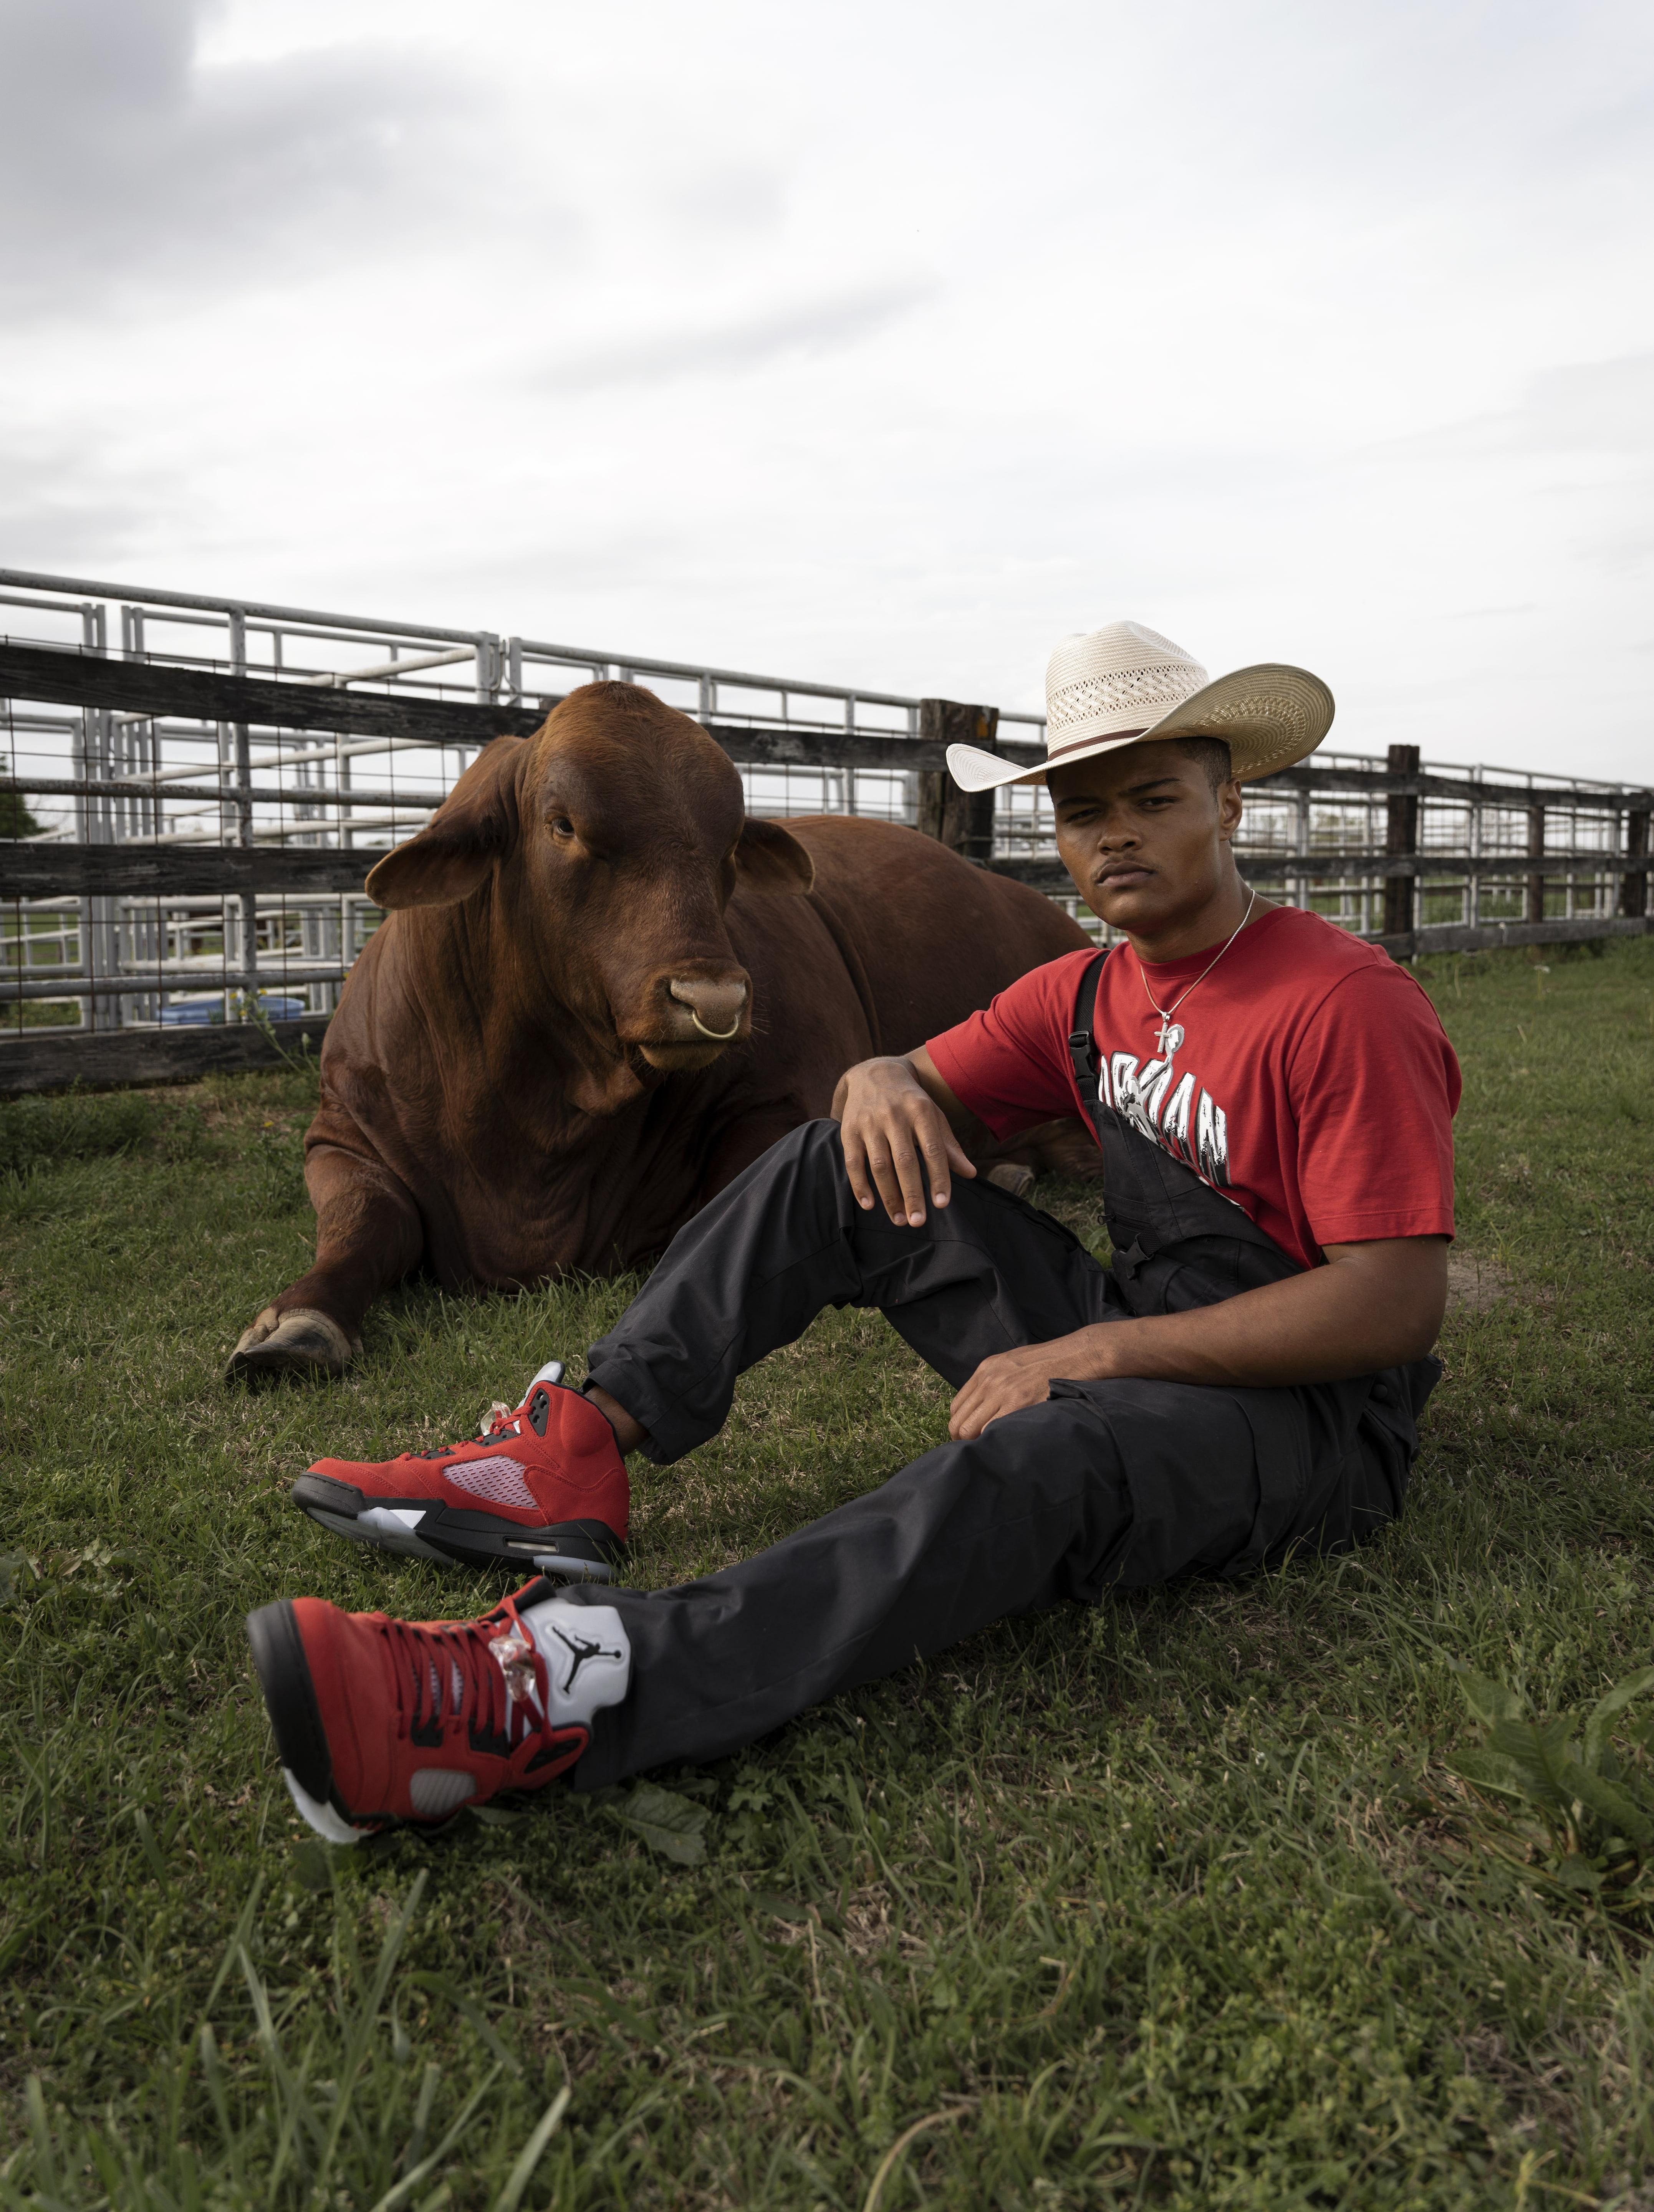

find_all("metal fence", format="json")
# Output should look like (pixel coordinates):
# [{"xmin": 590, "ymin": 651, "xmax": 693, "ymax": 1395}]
[{"xmin": 3, "ymin": 566, "xmax": 1650, "ymax": 1090}]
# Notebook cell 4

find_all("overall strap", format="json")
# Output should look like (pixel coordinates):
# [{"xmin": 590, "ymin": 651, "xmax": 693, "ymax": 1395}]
[
  {"xmin": 1063, "ymin": 938, "xmax": 1304, "ymax": 1292},
  {"xmin": 1066, "ymin": 942, "xmax": 1161, "ymax": 1279},
  {"xmin": 1065, "ymin": 948, "xmax": 1113, "ymax": 1143}
]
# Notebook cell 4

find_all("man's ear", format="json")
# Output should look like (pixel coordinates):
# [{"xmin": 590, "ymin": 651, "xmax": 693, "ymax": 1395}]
[
  {"xmin": 733, "ymin": 815, "xmax": 815, "ymax": 894},
  {"xmin": 365, "ymin": 738, "xmax": 524, "ymax": 909}
]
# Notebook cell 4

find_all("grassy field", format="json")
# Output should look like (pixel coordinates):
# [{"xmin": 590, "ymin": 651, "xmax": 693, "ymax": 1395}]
[{"xmin": 2, "ymin": 940, "xmax": 1654, "ymax": 2209}]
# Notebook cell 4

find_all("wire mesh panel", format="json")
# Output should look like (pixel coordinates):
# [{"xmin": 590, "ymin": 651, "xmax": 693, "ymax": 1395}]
[{"xmin": 0, "ymin": 580, "xmax": 501, "ymax": 1037}]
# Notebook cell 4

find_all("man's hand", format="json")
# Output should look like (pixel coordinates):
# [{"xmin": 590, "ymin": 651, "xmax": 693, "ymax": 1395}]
[
  {"xmin": 948, "ymin": 1335, "xmax": 1096, "ymax": 1439},
  {"xmin": 833, "ymin": 1053, "xmax": 977, "ymax": 1226}
]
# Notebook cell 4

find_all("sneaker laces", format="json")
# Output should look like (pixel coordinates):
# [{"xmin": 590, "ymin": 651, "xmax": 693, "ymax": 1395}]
[
  {"xmin": 412, "ymin": 1397, "xmax": 522, "ymax": 1460},
  {"xmin": 380, "ymin": 1608, "xmax": 546, "ymax": 1750}
]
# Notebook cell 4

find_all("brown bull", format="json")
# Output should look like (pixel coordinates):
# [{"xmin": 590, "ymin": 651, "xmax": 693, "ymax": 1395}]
[{"xmin": 228, "ymin": 681, "xmax": 1092, "ymax": 1378}]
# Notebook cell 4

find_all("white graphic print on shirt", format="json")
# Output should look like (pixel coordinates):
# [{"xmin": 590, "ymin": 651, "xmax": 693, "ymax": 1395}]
[{"xmin": 1103, "ymin": 1032, "xmax": 1230, "ymax": 1188}]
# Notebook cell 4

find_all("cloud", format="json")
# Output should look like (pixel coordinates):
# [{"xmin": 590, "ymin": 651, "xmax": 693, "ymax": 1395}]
[
  {"xmin": 522, "ymin": 281, "xmax": 935, "ymax": 396},
  {"xmin": 0, "ymin": 0, "xmax": 485, "ymax": 320},
  {"xmin": 663, "ymin": 162, "xmax": 788, "ymax": 237},
  {"xmin": 1343, "ymin": 351, "xmax": 1654, "ymax": 582},
  {"xmin": 1519, "ymin": 352, "xmax": 1654, "ymax": 454},
  {"xmin": 1366, "ymin": 349, "xmax": 1654, "ymax": 465},
  {"xmin": 0, "ymin": 427, "xmax": 183, "ymax": 572}
]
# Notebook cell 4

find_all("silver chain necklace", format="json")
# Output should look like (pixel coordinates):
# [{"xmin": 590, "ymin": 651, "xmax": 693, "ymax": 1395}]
[{"xmin": 1138, "ymin": 886, "xmax": 1257, "ymax": 1060}]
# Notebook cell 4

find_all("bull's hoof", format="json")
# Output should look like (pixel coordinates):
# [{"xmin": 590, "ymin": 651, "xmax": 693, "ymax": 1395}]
[
  {"xmin": 226, "ymin": 1305, "xmax": 361, "ymax": 1382},
  {"xmin": 984, "ymin": 1161, "xmax": 1038, "ymax": 1202}
]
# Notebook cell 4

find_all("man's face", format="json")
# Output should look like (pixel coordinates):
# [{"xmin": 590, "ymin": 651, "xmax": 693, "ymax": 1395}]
[{"xmin": 1049, "ymin": 740, "xmax": 1244, "ymax": 935}]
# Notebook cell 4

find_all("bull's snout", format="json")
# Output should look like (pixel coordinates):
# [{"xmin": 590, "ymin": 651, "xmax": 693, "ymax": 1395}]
[
  {"xmin": 632, "ymin": 971, "xmax": 752, "ymax": 1072},
  {"xmin": 667, "ymin": 976, "xmax": 748, "ymax": 1040}
]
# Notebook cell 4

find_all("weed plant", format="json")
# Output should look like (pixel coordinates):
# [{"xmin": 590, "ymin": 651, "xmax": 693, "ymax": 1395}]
[
  {"xmin": 2, "ymin": 944, "xmax": 1654, "ymax": 2206},
  {"xmin": 1446, "ymin": 1663, "xmax": 1654, "ymax": 1913}
]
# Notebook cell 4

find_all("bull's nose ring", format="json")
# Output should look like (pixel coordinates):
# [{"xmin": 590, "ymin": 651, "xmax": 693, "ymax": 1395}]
[{"xmin": 688, "ymin": 1009, "xmax": 742, "ymax": 1041}]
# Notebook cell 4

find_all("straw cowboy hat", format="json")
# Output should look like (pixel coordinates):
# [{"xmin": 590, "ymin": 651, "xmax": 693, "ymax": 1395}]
[{"xmin": 947, "ymin": 620, "xmax": 1335, "ymax": 791}]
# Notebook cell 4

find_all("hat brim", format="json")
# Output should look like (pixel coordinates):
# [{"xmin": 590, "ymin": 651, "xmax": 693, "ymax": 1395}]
[{"xmin": 947, "ymin": 662, "xmax": 1335, "ymax": 792}]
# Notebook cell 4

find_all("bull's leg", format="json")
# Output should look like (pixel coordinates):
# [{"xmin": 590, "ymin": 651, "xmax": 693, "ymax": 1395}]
[
  {"xmin": 1029, "ymin": 1118, "xmax": 1105, "ymax": 1180},
  {"xmin": 980, "ymin": 1116, "xmax": 1107, "ymax": 1200},
  {"xmin": 227, "ymin": 1145, "xmax": 423, "ymax": 1381}
]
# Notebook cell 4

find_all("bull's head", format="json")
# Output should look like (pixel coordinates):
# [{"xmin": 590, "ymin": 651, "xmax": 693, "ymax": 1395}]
[{"xmin": 364, "ymin": 682, "xmax": 815, "ymax": 1111}]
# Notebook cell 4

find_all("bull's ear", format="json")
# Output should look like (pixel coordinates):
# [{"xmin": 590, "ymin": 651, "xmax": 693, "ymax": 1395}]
[
  {"xmin": 365, "ymin": 738, "xmax": 524, "ymax": 909},
  {"xmin": 734, "ymin": 816, "xmax": 814, "ymax": 894}
]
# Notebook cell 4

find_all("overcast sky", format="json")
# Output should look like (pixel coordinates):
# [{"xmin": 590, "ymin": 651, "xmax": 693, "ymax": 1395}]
[{"xmin": 3, "ymin": 0, "xmax": 1652, "ymax": 779}]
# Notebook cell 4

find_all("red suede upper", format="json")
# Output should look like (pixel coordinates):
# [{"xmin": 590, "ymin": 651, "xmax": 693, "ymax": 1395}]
[
  {"xmin": 291, "ymin": 1586, "xmax": 589, "ymax": 1827},
  {"xmin": 308, "ymin": 1381, "xmax": 629, "ymax": 1542}
]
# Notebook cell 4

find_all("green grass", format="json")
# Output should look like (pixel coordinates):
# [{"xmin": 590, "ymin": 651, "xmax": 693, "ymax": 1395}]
[{"xmin": 3, "ymin": 942, "xmax": 1654, "ymax": 2209}]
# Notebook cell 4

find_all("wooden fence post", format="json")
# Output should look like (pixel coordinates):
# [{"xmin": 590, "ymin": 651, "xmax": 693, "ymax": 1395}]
[
  {"xmin": 1526, "ymin": 801, "xmax": 1548, "ymax": 925},
  {"xmin": 915, "ymin": 699, "xmax": 999, "ymax": 861},
  {"xmin": 1382, "ymin": 744, "xmax": 1419, "ymax": 936},
  {"xmin": 1621, "ymin": 807, "xmax": 1649, "ymax": 920}
]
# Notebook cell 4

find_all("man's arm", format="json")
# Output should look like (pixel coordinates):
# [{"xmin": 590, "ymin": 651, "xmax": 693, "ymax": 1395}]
[
  {"xmin": 946, "ymin": 1236, "xmax": 1448, "ymax": 1439},
  {"xmin": 832, "ymin": 1052, "xmax": 1449, "ymax": 1439},
  {"xmin": 831, "ymin": 1050, "xmax": 981, "ymax": 1227}
]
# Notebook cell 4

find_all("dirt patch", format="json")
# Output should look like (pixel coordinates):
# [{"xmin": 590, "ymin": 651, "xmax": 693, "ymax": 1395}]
[
  {"xmin": 1457, "ymin": 2025, "xmax": 1577, "ymax": 2141},
  {"xmin": 1447, "ymin": 1250, "xmax": 1512, "ymax": 1312}
]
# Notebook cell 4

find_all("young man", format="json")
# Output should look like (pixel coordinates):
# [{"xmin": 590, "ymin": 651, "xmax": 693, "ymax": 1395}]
[{"xmin": 248, "ymin": 620, "xmax": 1460, "ymax": 1844}]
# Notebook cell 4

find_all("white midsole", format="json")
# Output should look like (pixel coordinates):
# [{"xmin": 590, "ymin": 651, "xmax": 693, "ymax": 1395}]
[
  {"xmin": 304, "ymin": 1505, "xmax": 447, "ymax": 1562},
  {"xmin": 282, "ymin": 1767, "xmax": 369, "ymax": 1846}
]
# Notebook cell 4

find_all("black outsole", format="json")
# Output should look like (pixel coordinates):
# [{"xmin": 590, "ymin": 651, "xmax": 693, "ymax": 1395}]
[
  {"xmin": 247, "ymin": 1600, "xmax": 333, "ymax": 1804},
  {"xmin": 291, "ymin": 1473, "xmax": 362, "ymax": 1515},
  {"xmin": 289, "ymin": 1474, "xmax": 624, "ymax": 1578},
  {"xmin": 490, "ymin": 1519, "xmax": 625, "ymax": 1577}
]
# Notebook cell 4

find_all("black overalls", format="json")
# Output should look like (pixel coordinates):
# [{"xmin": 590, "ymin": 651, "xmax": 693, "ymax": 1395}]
[{"xmin": 566, "ymin": 951, "xmax": 1442, "ymax": 1789}]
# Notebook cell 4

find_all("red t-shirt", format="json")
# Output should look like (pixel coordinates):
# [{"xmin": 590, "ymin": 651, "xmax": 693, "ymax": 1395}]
[{"xmin": 926, "ymin": 905, "xmax": 1460, "ymax": 1271}]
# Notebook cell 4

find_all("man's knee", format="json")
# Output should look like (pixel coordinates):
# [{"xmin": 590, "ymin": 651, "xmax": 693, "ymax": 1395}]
[
  {"xmin": 780, "ymin": 1117, "xmax": 844, "ymax": 1160},
  {"xmin": 753, "ymin": 1117, "xmax": 851, "ymax": 1194},
  {"xmin": 689, "ymin": 1118, "xmax": 856, "ymax": 1244}
]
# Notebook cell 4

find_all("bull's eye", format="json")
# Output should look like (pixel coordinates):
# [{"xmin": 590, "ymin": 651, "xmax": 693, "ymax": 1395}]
[{"xmin": 549, "ymin": 816, "xmax": 576, "ymax": 840}]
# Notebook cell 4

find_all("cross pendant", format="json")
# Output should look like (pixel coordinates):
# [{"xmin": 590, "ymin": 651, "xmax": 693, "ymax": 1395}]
[{"xmin": 1155, "ymin": 1017, "xmax": 1175, "ymax": 1058}]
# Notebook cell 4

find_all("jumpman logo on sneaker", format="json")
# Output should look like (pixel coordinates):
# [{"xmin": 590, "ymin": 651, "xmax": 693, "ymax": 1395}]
[{"xmin": 549, "ymin": 1621, "xmax": 624, "ymax": 1693}]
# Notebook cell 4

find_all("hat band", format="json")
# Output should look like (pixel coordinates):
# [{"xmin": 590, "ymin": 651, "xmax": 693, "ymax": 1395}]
[{"xmin": 1042, "ymin": 726, "xmax": 1149, "ymax": 767}]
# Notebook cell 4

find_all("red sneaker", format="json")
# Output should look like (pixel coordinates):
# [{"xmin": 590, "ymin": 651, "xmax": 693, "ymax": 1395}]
[
  {"xmin": 291, "ymin": 1361, "xmax": 628, "ymax": 1580},
  {"xmin": 247, "ymin": 1577, "xmax": 632, "ymax": 1840}
]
